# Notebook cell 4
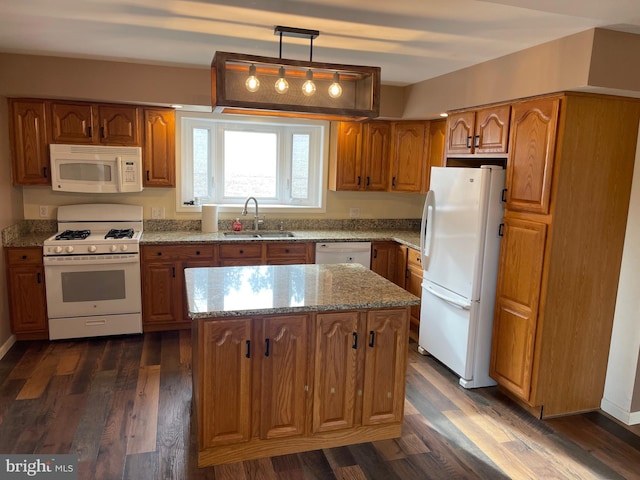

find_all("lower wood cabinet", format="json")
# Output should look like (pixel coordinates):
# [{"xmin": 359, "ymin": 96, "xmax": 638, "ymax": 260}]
[
  {"xmin": 5, "ymin": 247, "xmax": 48, "ymax": 340},
  {"xmin": 193, "ymin": 308, "xmax": 409, "ymax": 466},
  {"xmin": 370, "ymin": 241, "xmax": 398, "ymax": 284},
  {"xmin": 405, "ymin": 247, "xmax": 423, "ymax": 341}
]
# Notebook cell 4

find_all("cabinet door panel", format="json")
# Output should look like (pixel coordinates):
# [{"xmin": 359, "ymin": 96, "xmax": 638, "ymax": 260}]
[
  {"xmin": 506, "ymin": 98, "xmax": 560, "ymax": 214},
  {"xmin": 201, "ymin": 319, "xmax": 252, "ymax": 448},
  {"xmin": 490, "ymin": 217, "xmax": 547, "ymax": 401},
  {"xmin": 260, "ymin": 315, "xmax": 309, "ymax": 439},
  {"xmin": 51, "ymin": 103, "xmax": 95, "ymax": 143},
  {"xmin": 363, "ymin": 122, "xmax": 390, "ymax": 191},
  {"xmin": 99, "ymin": 105, "xmax": 140, "ymax": 145},
  {"xmin": 446, "ymin": 111, "xmax": 475, "ymax": 155},
  {"xmin": 362, "ymin": 309, "xmax": 408, "ymax": 425},
  {"xmin": 313, "ymin": 312, "xmax": 359, "ymax": 433},
  {"xmin": 144, "ymin": 108, "xmax": 175, "ymax": 187},
  {"xmin": 8, "ymin": 266, "xmax": 48, "ymax": 333},
  {"xmin": 475, "ymin": 105, "xmax": 510, "ymax": 154},
  {"xmin": 10, "ymin": 100, "xmax": 50, "ymax": 185},
  {"xmin": 334, "ymin": 122, "xmax": 363, "ymax": 190},
  {"xmin": 141, "ymin": 263, "xmax": 180, "ymax": 324},
  {"xmin": 390, "ymin": 122, "xmax": 426, "ymax": 192}
]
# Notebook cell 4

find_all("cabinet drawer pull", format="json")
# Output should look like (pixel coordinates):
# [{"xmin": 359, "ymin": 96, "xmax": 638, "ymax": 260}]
[
  {"xmin": 264, "ymin": 338, "xmax": 270, "ymax": 357},
  {"xmin": 246, "ymin": 340, "xmax": 251, "ymax": 359},
  {"xmin": 156, "ymin": 251, "xmax": 162, "ymax": 256},
  {"xmin": 357, "ymin": 175, "xmax": 361, "ymax": 186},
  {"xmin": 196, "ymin": 250, "xmax": 200, "ymax": 255},
  {"xmin": 366, "ymin": 176, "xmax": 370, "ymax": 186},
  {"xmin": 352, "ymin": 332, "xmax": 358, "ymax": 349},
  {"xmin": 392, "ymin": 177, "xmax": 396, "ymax": 188},
  {"xmin": 172, "ymin": 266, "xmax": 176, "ymax": 277},
  {"xmin": 239, "ymin": 249, "xmax": 244, "ymax": 254},
  {"xmin": 369, "ymin": 330, "xmax": 375, "ymax": 348},
  {"xmin": 37, "ymin": 272, "xmax": 41, "ymax": 284},
  {"xmin": 285, "ymin": 249, "xmax": 290, "ymax": 253},
  {"xmin": 466, "ymin": 136, "xmax": 472, "ymax": 148},
  {"xmin": 22, "ymin": 255, "xmax": 27, "ymax": 260}
]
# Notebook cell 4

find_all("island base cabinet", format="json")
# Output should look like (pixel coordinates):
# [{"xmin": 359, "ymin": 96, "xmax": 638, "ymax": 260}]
[{"xmin": 194, "ymin": 308, "xmax": 410, "ymax": 466}]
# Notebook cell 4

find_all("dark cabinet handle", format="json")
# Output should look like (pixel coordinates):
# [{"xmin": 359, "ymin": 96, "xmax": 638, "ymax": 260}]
[
  {"xmin": 22, "ymin": 255, "xmax": 27, "ymax": 260},
  {"xmin": 264, "ymin": 338, "xmax": 270, "ymax": 357},
  {"xmin": 369, "ymin": 330, "xmax": 375, "ymax": 348},
  {"xmin": 366, "ymin": 176, "xmax": 370, "ymax": 186},
  {"xmin": 373, "ymin": 248, "xmax": 378, "ymax": 259},
  {"xmin": 87, "ymin": 126, "xmax": 92, "ymax": 138},
  {"xmin": 146, "ymin": 171, "xmax": 150, "ymax": 182},
  {"xmin": 466, "ymin": 136, "xmax": 472, "ymax": 148},
  {"xmin": 156, "ymin": 251, "xmax": 162, "ymax": 256},
  {"xmin": 357, "ymin": 176, "xmax": 361, "ymax": 186},
  {"xmin": 43, "ymin": 167, "xmax": 48, "ymax": 178},
  {"xmin": 392, "ymin": 177, "xmax": 396, "ymax": 188},
  {"xmin": 498, "ymin": 223, "xmax": 505, "ymax": 237},
  {"xmin": 246, "ymin": 340, "xmax": 251, "ymax": 358},
  {"xmin": 239, "ymin": 249, "xmax": 244, "ymax": 254},
  {"xmin": 172, "ymin": 266, "xmax": 176, "ymax": 277},
  {"xmin": 352, "ymin": 332, "xmax": 358, "ymax": 349},
  {"xmin": 501, "ymin": 188, "xmax": 507, "ymax": 203},
  {"xmin": 285, "ymin": 249, "xmax": 290, "ymax": 253},
  {"xmin": 474, "ymin": 135, "xmax": 480, "ymax": 148},
  {"xmin": 100, "ymin": 126, "xmax": 105, "ymax": 138},
  {"xmin": 37, "ymin": 272, "xmax": 41, "ymax": 284},
  {"xmin": 196, "ymin": 251, "xmax": 200, "ymax": 255}
]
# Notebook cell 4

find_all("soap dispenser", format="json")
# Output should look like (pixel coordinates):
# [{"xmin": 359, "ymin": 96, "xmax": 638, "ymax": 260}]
[{"xmin": 232, "ymin": 218, "xmax": 243, "ymax": 231}]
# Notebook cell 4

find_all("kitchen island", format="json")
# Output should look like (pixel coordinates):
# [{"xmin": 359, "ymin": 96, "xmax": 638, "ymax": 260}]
[{"xmin": 185, "ymin": 263, "xmax": 420, "ymax": 466}]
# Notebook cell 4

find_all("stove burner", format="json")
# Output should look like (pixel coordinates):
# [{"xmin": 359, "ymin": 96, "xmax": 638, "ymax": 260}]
[
  {"xmin": 105, "ymin": 228, "xmax": 135, "ymax": 240},
  {"xmin": 54, "ymin": 229, "xmax": 91, "ymax": 241}
]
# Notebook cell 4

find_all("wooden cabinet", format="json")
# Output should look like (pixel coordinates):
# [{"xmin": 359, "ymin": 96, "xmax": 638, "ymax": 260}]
[
  {"xmin": 505, "ymin": 98, "xmax": 560, "ymax": 215},
  {"xmin": 423, "ymin": 119, "xmax": 446, "ymax": 191},
  {"xmin": 143, "ymin": 108, "xmax": 176, "ymax": 187},
  {"xmin": 5, "ymin": 247, "xmax": 48, "ymax": 340},
  {"xmin": 141, "ymin": 244, "xmax": 215, "ymax": 331},
  {"xmin": 51, "ymin": 101, "xmax": 141, "ymax": 145},
  {"xmin": 389, "ymin": 121, "xmax": 427, "ymax": 192},
  {"xmin": 370, "ymin": 241, "xmax": 398, "ymax": 284},
  {"xmin": 218, "ymin": 243, "xmax": 262, "ymax": 266},
  {"xmin": 330, "ymin": 121, "xmax": 390, "ymax": 191},
  {"xmin": 405, "ymin": 248, "xmax": 423, "ymax": 341},
  {"xmin": 195, "ymin": 307, "xmax": 409, "ymax": 465},
  {"xmin": 490, "ymin": 93, "xmax": 640, "ymax": 417},
  {"xmin": 446, "ymin": 105, "xmax": 510, "ymax": 156},
  {"xmin": 265, "ymin": 242, "xmax": 314, "ymax": 265},
  {"xmin": 8, "ymin": 99, "xmax": 51, "ymax": 185}
]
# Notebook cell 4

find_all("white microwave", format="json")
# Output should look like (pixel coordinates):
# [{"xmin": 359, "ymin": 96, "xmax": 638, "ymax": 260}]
[{"xmin": 50, "ymin": 144, "xmax": 143, "ymax": 193}]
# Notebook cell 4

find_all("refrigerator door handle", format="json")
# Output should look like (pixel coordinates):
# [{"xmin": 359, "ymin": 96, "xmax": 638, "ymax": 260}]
[
  {"xmin": 424, "ymin": 284, "xmax": 471, "ymax": 310},
  {"xmin": 420, "ymin": 190, "xmax": 436, "ymax": 269}
]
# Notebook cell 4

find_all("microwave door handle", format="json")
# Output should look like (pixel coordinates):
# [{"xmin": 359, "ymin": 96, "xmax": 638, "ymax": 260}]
[{"xmin": 116, "ymin": 156, "xmax": 123, "ymax": 192}]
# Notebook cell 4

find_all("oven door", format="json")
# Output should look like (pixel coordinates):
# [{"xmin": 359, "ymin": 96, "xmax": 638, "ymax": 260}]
[{"xmin": 44, "ymin": 254, "xmax": 141, "ymax": 319}]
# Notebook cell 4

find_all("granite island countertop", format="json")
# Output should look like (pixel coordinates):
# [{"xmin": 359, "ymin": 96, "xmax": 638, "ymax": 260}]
[{"xmin": 185, "ymin": 263, "xmax": 420, "ymax": 318}]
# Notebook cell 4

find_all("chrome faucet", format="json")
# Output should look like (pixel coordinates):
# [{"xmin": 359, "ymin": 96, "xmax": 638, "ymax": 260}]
[{"xmin": 241, "ymin": 196, "xmax": 263, "ymax": 231}]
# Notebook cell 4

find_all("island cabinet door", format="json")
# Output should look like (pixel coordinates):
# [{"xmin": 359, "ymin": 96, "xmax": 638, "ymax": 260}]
[
  {"xmin": 362, "ymin": 309, "xmax": 409, "ymax": 426},
  {"xmin": 313, "ymin": 311, "xmax": 361, "ymax": 433},
  {"xmin": 258, "ymin": 314, "xmax": 310, "ymax": 439},
  {"xmin": 200, "ymin": 319, "xmax": 252, "ymax": 449}
]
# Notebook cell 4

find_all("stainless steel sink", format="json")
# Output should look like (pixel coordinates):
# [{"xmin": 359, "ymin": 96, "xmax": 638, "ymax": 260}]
[{"xmin": 223, "ymin": 231, "xmax": 295, "ymax": 239}]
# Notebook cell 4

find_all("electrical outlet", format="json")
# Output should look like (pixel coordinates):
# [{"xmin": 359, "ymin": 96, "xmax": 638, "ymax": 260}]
[
  {"xmin": 39, "ymin": 205, "xmax": 49, "ymax": 218},
  {"xmin": 349, "ymin": 207, "xmax": 360, "ymax": 218},
  {"xmin": 151, "ymin": 207, "xmax": 165, "ymax": 219}
]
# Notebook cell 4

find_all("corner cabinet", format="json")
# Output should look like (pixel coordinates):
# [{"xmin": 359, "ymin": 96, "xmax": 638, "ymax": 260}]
[
  {"xmin": 8, "ymin": 99, "xmax": 51, "ymax": 185},
  {"xmin": 194, "ymin": 308, "xmax": 409, "ymax": 466},
  {"xmin": 143, "ymin": 108, "xmax": 176, "ymax": 187},
  {"xmin": 5, "ymin": 247, "xmax": 48, "ymax": 340},
  {"xmin": 490, "ymin": 93, "xmax": 640, "ymax": 417}
]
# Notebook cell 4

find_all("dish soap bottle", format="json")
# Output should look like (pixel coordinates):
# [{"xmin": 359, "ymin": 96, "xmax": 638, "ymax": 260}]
[{"xmin": 232, "ymin": 218, "xmax": 243, "ymax": 231}]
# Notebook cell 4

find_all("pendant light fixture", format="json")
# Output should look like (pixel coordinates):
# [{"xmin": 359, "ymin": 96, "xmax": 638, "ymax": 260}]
[{"xmin": 211, "ymin": 26, "xmax": 381, "ymax": 120}]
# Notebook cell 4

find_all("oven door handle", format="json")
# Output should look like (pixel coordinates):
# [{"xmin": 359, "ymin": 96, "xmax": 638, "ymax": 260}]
[{"xmin": 43, "ymin": 254, "xmax": 140, "ymax": 266}]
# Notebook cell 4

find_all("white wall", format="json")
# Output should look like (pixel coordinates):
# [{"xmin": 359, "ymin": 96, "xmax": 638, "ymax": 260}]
[{"xmin": 602, "ymin": 124, "xmax": 640, "ymax": 425}]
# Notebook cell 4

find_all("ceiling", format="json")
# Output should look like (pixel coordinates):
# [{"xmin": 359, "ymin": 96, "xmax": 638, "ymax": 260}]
[{"xmin": 1, "ymin": 0, "xmax": 639, "ymax": 86}]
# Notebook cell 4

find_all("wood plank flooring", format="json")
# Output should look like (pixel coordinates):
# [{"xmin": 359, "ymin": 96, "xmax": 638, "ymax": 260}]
[{"xmin": 0, "ymin": 330, "xmax": 638, "ymax": 479}]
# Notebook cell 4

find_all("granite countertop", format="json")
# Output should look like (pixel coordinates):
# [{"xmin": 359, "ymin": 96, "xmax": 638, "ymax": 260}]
[{"xmin": 185, "ymin": 263, "xmax": 420, "ymax": 318}]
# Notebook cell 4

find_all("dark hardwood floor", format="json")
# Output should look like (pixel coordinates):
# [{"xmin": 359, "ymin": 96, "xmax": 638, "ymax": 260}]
[{"xmin": 0, "ymin": 330, "xmax": 639, "ymax": 479}]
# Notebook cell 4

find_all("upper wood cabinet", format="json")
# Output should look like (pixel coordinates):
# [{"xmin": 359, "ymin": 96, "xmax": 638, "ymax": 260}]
[
  {"xmin": 51, "ymin": 101, "xmax": 141, "ymax": 146},
  {"xmin": 362, "ymin": 122, "xmax": 391, "ymax": 191},
  {"xmin": 389, "ymin": 121, "xmax": 427, "ymax": 192},
  {"xmin": 143, "ymin": 108, "xmax": 176, "ymax": 187},
  {"xmin": 446, "ymin": 105, "xmax": 510, "ymax": 156},
  {"xmin": 8, "ymin": 99, "xmax": 51, "ymax": 185},
  {"xmin": 423, "ymin": 119, "xmax": 446, "ymax": 191},
  {"xmin": 505, "ymin": 98, "xmax": 560, "ymax": 215}
]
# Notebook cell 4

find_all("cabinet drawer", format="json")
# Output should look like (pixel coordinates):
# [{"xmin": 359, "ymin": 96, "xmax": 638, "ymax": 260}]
[
  {"xmin": 218, "ymin": 243, "xmax": 262, "ymax": 259},
  {"xmin": 265, "ymin": 242, "xmax": 309, "ymax": 258},
  {"xmin": 407, "ymin": 248, "xmax": 422, "ymax": 270},
  {"xmin": 6, "ymin": 247, "xmax": 44, "ymax": 266},
  {"xmin": 142, "ymin": 244, "xmax": 214, "ymax": 261}
]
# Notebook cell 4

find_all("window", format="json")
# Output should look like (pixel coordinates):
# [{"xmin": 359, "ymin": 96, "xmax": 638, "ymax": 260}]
[{"xmin": 179, "ymin": 114, "xmax": 327, "ymax": 211}]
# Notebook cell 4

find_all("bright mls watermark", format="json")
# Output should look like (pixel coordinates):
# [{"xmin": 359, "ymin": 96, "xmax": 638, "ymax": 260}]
[{"xmin": 0, "ymin": 455, "xmax": 77, "ymax": 479}]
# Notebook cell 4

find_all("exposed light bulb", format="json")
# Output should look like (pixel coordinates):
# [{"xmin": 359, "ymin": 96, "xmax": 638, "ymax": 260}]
[
  {"xmin": 275, "ymin": 66, "xmax": 289, "ymax": 94},
  {"xmin": 245, "ymin": 64, "xmax": 260, "ymax": 92},
  {"xmin": 328, "ymin": 72, "xmax": 342, "ymax": 98},
  {"xmin": 302, "ymin": 69, "xmax": 316, "ymax": 96}
]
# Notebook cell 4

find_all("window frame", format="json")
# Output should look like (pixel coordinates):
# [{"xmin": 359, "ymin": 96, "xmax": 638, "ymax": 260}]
[{"xmin": 176, "ymin": 112, "xmax": 329, "ymax": 214}]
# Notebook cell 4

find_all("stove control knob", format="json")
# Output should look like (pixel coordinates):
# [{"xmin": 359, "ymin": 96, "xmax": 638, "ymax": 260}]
[
  {"xmin": 66, "ymin": 246, "xmax": 74, "ymax": 253},
  {"xmin": 55, "ymin": 246, "xmax": 63, "ymax": 254},
  {"xmin": 88, "ymin": 245, "xmax": 97, "ymax": 253},
  {"xmin": 121, "ymin": 245, "xmax": 128, "ymax": 252},
  {"xmin": 110, "ymin": 245, "xmax": 118, "ymax": 252}
]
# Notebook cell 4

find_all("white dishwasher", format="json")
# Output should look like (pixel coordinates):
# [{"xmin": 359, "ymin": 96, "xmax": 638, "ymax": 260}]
[{"xmin": 315, "ymin": 242, "xmax": 372, "ymax": 268}]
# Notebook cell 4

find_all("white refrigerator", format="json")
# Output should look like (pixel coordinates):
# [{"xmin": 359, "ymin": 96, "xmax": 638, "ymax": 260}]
[{"xmin": 418, "ymin": 165, "xmax": 505, "ymax": 388}]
